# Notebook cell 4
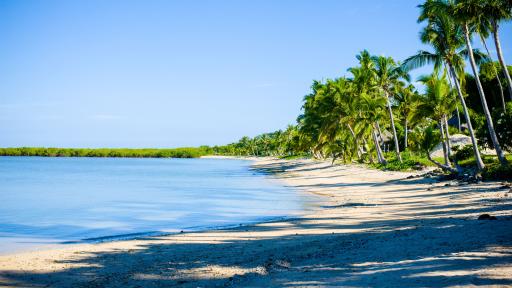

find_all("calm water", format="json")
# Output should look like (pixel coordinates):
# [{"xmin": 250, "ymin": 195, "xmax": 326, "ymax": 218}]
[{"xmin": 0, "ymin": 157, "xmax": 313, "ymax": 253}]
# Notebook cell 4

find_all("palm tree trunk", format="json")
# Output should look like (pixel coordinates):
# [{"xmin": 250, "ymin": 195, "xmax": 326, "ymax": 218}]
[
  {"xmin": 464, "ymin": 24, "xmax": 508, "ymax": 166},
  {"xmin": 492, "ymin": 20, "xmax": 512, "ymax": 100},
  {"xmin": 427, "ymin": 152, "xmax": 458, "ymax": 174},
  {"xmin": 347, "ymin": 124, "xmax": 363, "ymax": 159},
  {"xmin": 446, "ymin": 68, "xmax": 462, "ymax": 132},
  {"xmin": 404, "ymin": 118, "xmax": 408, "ymax": 149},
  {"xmin": 480, "ymin": 33, "xmax": 506, "ymax": 110},
  {"xmin": 447, "ymin": 63, "xmax": 485, "ymax": 171},
  {"xmin": 444, "ymin": 115, "xmax": 452, "ymax": 157},
  {"xmin": 456, "ymin": 106, "xmax": 461, "ymax": 132},
  {"xmin": 376, "ymin": 121, "xmax": 384, "ymax": 145},
  {"xmin": 372, "ymin": 129, "xmax": 382, "ymax": 163},
  {"xmin": 384, "ymin": 91, "xmax": 402, "ymax": 162},
  {"xmin": 439, "ymin": 118, "xmax": 451, "ymax": 167},
  {"xmin": 372, "ymin": 124, "xmax": 387, "ymax": 165}
]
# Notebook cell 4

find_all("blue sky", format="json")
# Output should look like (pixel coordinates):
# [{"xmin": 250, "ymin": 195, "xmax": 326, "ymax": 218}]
[{"xmin": 1, "ymin": 0, "xmax": 511, "ymax": 148}]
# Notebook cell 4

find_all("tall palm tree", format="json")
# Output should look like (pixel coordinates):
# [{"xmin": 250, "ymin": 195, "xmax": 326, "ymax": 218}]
[
  {"xmin": 395, "ymin": 83, "xmax": 419, "ymax": 150},
  {"xmin": 403, "ymin": 9, "xmax": 485, "ymax": 171},
  {"xmin": 482, "ymin": 0, "xmax": 512, "ymax": 99},
  {"xmin": 470, "ymin": 3, "xmax": 507, "ymax": 109},
  {"xmin": 417, "ymin": 72, "xmax": 458, "ymax": 167},
  {"xmin": 331, "ymin": 78, "xmax": 366, "ymax": 159},
  {"xmin": 452, "ymin": 0, "xmax": 508, "ymax": 166},
  {"xmin": 349, "ymin": 51, "xmax": 384, "ymax": 163},
  {"xmin": 372, "ymin": 55, "xmax": 409, "ymax": 162},
  {"xmin": 358, "ymin": 93, "xmax": 388, "ymax": 164}
]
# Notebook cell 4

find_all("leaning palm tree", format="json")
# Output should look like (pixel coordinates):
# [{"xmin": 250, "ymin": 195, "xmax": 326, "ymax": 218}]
[
  {"xmin": 419, "ymin": 125, "xmax": 459, "ymax": 173},
  {"xmin": 372, "ymin": 55, "xmax": 409, "ymax": 162},
  {"xmin": 482, "ymin": 0, "xmax": 512, "ymax": 99},
  {"xmin": 452, "ymin": 0, "xmax": 508, "ymax": 166},
  {"xmin": 403, "ymin": 9, "xmax": 485, "ymax": 171}
]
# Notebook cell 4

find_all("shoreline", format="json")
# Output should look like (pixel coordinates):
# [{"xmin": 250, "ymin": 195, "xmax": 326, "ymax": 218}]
[{"xmin": 1, "ymin": 158, "xmax": 511, "ymax": 287}]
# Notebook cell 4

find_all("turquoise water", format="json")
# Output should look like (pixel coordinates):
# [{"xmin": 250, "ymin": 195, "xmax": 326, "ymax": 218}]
[{"xmin": 0, "ymin": 157, "xmax": 312, "ymax": 253}]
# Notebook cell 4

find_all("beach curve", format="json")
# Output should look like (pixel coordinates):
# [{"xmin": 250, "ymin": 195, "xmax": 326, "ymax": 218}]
[{"xmin": 0, "ymin": 157, "xmax": 511, "ymax": 287}]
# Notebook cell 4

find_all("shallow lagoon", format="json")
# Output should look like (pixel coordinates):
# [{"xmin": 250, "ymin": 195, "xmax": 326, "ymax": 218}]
[{"xmin": 0, "ymin": 157, "xmax": 313, "ymax": 253}]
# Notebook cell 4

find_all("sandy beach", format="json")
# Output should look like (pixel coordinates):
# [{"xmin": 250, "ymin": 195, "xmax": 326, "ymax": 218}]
[{"xmin": 0, "ymin": 158, "xmax": 511, "ymax": 287}]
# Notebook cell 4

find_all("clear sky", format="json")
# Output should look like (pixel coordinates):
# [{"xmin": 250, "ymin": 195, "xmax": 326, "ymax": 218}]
[{"xmin": 1, "ymin": 0, "xmax": 511, "ymax": 148}]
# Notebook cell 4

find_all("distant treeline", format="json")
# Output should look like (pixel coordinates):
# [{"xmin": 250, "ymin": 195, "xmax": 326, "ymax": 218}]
[{"xmin": 0, "ymin": 147, "xmax": 217, "ymax": 158}]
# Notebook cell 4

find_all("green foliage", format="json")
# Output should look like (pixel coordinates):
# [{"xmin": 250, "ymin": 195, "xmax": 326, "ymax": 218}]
[
  {"xmin": 447, "ymin": 125, "xmax": 463, "ymax": 136},
  {"xmin": 453, "ymin": 145, "xmax": 473, "ymax": 162},
  {"xmin": 482, "ymin": 162, "xmax": 512, "ymax": 180},
  {"xmin": 419, "ymin": 125, "xmax": 442, "ymax": 154},
  {"xmin": 0, "ymin": 147, "xmax": 211, "ymax": 158},
  {"xmin": 457, "ymin": 154, "xmax": 512, "ymax": 168},
  {"xmin": 279, "ymin": 153, "xmax": 309, "ymax": 160},
  {"xmin": 369, "ymin": 151, "xmax": 433, "ymax": 171},
  {"xmin": 216, "ymin": 125, "xmax": 307, "ymax": 158},
  {"xmin": 475, "ymin": 102, "xmax": 512, "ymax": 151}
]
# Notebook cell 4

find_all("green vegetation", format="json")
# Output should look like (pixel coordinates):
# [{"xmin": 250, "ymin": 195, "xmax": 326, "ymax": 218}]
[
  {"xmin": 369, "ymin": 152, "xmax": 435, "ymax": 171},
  {"xmin": 221, "ymin": 0, "xmax": 511, "ymax": 178},
  {"xmin": 0, "ymin": 147, "xmax": 212, "ymax": 158}
]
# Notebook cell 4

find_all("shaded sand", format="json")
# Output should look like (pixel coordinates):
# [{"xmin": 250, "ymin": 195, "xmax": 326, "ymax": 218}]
[{"xmin": 0, "ymin": 158, "xmax": 511, "ymax": 287}]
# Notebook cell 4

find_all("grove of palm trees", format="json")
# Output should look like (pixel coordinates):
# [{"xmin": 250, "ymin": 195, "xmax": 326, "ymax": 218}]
[{"xmin": 223, "ymin": 0, "xmax": 512, "ymax": 179}]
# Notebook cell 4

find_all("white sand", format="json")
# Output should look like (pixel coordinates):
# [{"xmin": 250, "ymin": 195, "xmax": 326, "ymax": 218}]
[{"xmin": 0, "ymin": 158, "xmax": 511, "ymax": 287}]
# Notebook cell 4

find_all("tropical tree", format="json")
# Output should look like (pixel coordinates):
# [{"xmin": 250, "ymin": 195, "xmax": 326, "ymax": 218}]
[
  {"xmin": 451, "ymin": 0, "xmax": 508, "ymax": 166},
  {"xmin": 403, "ymin": 5, "xmax": 485, "ymax": 171},
  {"xmin": 469, "ymin": 3, "xmax": 507, "ymax": 109},
  {"xmin": 395, "ymin": 83, "xmax": 419, "ymax": 150},
  {"xmin": 482, "ymin": 0, "xmax": 512, "ymax": 99},
  {"xmin": 357, "ymin": 93, "xmax": 388, "ymax": 164},
  {"xmin": 416, "ymin": 72, "xmax": 458, "ymax": 167},
  {"xmin": 418, "ymin": 126, "xmax": 459, "ymax": 173},
  {"xmin": 372, "ymin": 55, "xmax": 409, "ymax": 161},
  {"xmin": 349, "ymin": 51, "xmax": 385, "ymax": 163}
]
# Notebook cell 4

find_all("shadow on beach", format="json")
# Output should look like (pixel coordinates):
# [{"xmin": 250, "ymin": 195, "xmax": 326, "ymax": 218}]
[{"xmin": 1, "ymin": 160, "xmax": 511, "ymax": 287}]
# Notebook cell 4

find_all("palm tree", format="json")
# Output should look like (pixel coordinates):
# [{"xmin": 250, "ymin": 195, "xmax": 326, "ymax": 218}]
[
  {"xmin": 403, "ymin": 8, "xmax": 485, "ymax": 171},
  {"xmin": 452, "ymin": 0, "xmax": 508, "ymax": 166},
  {"xmin": 470, "ymin": 3, "xmax": 507, "ymax": 109},
  {"xmin": 330, "ymin": 78, "xmax": 365, "ymax": 160},
  {"xmin": 419, "ymin": 126, "xmax": 458, "ymax": 173},
  {"xmin": 417, "ymin": 72, "xmax": 457, "ymax": 167},
  {"xmin": 358, "ymin": 93, "xmax": 388, "ymax": 165},
  {"xmin": 395, "ymin": 83, "xmax": 419, "ymax": 150},
  {"xmin": 349, "ymin": 51, "xmax": 385, "ymax": 163},
  {"xmin": 372, "ymin": 55, "xmax": 409, "ymax": 162},
  {"xmin": 482, "ymin": 0, "xmax": 512, "ymax": 99}
]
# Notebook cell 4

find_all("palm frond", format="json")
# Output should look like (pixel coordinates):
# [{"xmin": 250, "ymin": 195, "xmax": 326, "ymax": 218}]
[{"xmin": 402, "ymin": 50, "xmax": 442, "ymax": 71}]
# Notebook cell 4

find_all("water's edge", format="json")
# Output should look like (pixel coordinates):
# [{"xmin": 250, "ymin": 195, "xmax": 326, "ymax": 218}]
[{"xmin": 67, "ymin": 158, "xmax": 318, "ymax": 244}]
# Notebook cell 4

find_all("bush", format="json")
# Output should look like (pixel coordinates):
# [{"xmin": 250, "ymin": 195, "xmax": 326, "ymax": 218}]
[
  {"xmin": 476, "ymin": 102, "xmax": 512, "ymax": 152},
  {"xmin": 0, "ymin": 147, "xmax": 211, "ymax": 158},
  {"xmin": 369, "ymin": 151, "xmax": 430, "ymax": 171},
  {"xmin": 482, "ymin": 163, "xmax": 512, "ymax": 180},
  {"xmin": 453, "ymin": 145, "xmax": 473, "ymax": 162}
]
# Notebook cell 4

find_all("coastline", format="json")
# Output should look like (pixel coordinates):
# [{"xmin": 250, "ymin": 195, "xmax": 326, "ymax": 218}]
[{"xmin": 1, "ymin": 158, "xmax": 511, "ymax": 287}]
